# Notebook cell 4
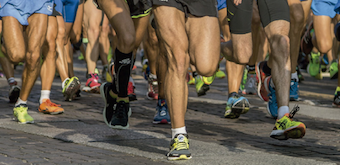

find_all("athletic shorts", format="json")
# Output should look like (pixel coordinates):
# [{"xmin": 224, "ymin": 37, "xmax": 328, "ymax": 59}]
[
  {"xmin": 152, "ymin": 0, "xmax": 218, "ymax": 17},
  {"xmin": 227, "ymin": 0, "xmax": 290, "ymax": 34},
  {"xmin": 217, "ymin": 0, "xmax": 226, "ymax": 11},
  {"xmin": 335, "ymin": 0, "xmax": 340, "ymax": 14},
  {"xmin": 311, "ymin": 0, "xmax": 337, "ymax": 18},
  {"xmin": 0, "ymin": 0, "xmax": 54, "ymax": 25},
  {"xmin": 127, "ymin": 0, "xmax": 152, "ymax": 18},
  {"xmin": 54, "ymin": 0, "xmax": 79, "ymax": 23}
]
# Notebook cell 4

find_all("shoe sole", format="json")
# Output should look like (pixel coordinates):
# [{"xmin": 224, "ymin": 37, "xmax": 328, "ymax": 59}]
[
  {"xmin": 82, "ymin": 86, "xmax": 100, "ymax": 93},
  {"xmin": 225, "ymin": 99, "xmax": 250, "ymax": 119},
  {"xmin": 255, "ymin": 63, "xmax": 269, "ymax": 102},
  {"xmin": 64, "ymin": 79, "xmax": 81, "ymax": 101},
  {"xmin": 197, "ymin": 84, "xmax": 210, "ymax": 96},
  {"xmin": 153, "ymin": 119, "xmax": 171, "ymax": 124},
  {"xmin": 100, "ymin": 83, "xmax": 132, "ymax": 129},
  {"xmin": 167, "ymin": 155, "xmax": 192, "ymax": 161},
  {"xmin": 270, "ymin": 124, "xmax": 306, "ymax": 140},
  {"xmin": 39, "ymin": 108, "xmax": 64, "ymax": 115}
]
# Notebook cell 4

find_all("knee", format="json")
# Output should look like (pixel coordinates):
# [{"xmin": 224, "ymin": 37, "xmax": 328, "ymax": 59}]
[
  {"xmin": 57, "ymin": 25, "xmax": 66, "ymax": 43},
  {"xmin": 317, "ymin": 40, "xmax": 332, "ymax": 54},
  {"xmin": 271, "ymin": 34, "xmax": 290, "ymax": 59},
  {"xmin": 7, "ymin": 48, "xmax": 25, "ymax": 63},
  {"xmin": 46, "ymin": 33, "xmax": 57, "ymax": 52},
  {"xmin": 234, "ymin": 45, "xmax": 252, "ymax": 65},
  {"xmin": 117, "ymin": 31, "xmax": 136, "ymax": 52},
  {"xmin": 197, "ymin": 65, "xmax": 217, "ymax": 77},
  {"xmin": 290, "ymin": 9, "xmax": 304, "ymax": 31},
  {"xmin": 26, "ymin": 49, "xmax": 41, "ymax": 67},
  {"xmin": 88, "ymin": 25, "xmax": 101, "ymax": 42}
]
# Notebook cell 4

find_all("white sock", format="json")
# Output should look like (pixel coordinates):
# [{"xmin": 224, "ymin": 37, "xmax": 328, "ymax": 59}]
[
  {"xmin": 15, "ymin": 98, "xmax": 27, "ymax": 107},
  {"xmin": 129, "ymin": 76, "xmax": 135, "ymax": 86},
  {"xmin": 171, "ymin": 126, "xmax": 187, "ymax": 139},
  {"xmin": 62, "ymin": 78, "xmax": 70, "ymax": 89},
  {"xmin": 39, "ymin": 90, "xmax": 51, "ymax": 104},
  {"xmin": 291, "ymin": 72, "xmax": 299, "ymax": 82},
  {"xmin": 278, "ymin": 106, "xmax": 290, "ymax": 119},
  {"xmin": 8, "ymin": 77, "xmax": 15, "ymax": 85},
  {"xmin": 149, "ymin": 73, "xmax": 157, "ymax": 80}
]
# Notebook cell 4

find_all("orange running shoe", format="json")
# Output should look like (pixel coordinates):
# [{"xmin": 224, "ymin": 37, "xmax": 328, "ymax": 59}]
[{"xmin": 39, "ymin": 99, "xmax": 64, "ymax": 115}]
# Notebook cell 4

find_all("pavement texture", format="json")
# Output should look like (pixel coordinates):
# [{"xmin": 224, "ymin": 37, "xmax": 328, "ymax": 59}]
[{"xmin": 0, "ymin": 55, "xmax": 339, "ymax": 165}]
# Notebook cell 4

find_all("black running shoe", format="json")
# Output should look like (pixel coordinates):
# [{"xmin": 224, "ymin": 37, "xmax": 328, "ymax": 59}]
[
  {"xmin": 9, "ymin": 85, "xmax": 20, "ymax": 103},
  {"xmin": 100, "ymin": 82, "xmax": 117, "ymax": 127},
  {"xmin": 109, "ymin": 101, "xmax": 131, "ymax": 129}
]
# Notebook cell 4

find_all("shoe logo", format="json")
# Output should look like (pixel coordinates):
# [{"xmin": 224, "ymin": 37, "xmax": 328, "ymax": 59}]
[
  {"xmin": 119, "ymin": 58, "xmax": 131, "ymax": 65},
  {"xmin": 160, "ymin": 110, "xmax": 166, "ymax": 116}
]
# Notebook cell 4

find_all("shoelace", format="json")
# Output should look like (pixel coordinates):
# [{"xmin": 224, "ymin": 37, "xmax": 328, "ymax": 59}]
[
  {"xmin": 44, "ymin": 100, "xmax": 61, "ymax": 107},
  {"xmin": 175, "ymin": 141, "xmax": 188, "ymax": 150},
  {"xmin": 289, "ymin": 105, "xmax": 300, "ymax": 119},
  {"xmin": 115, "ymin": 103, "xmax": 126, "ymax": 118}
]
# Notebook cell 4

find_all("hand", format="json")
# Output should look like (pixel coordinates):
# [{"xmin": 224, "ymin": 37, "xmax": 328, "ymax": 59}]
[{"xmin": 233, "ymin": 0, "xmax": 242, "ymax": 6}]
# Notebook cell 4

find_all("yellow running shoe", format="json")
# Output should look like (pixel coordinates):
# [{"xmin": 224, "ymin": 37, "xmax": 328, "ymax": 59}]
[
  {"xmin": 270, "ymin": 106, "xmax": 306, "ymax": 140},
  {"xmin": 13, "ymin": 104, "xmax": 34, "ymax": 124},
  {"xmin": 215, "ymin": 69, "xmax": 226, "ymax": 79},
  {"xmin": 62, "ymin": 77, "xmax": 81, "ymax": 101},
  {"xmin": 307, "ymin": 51, "xmax": 321, "ymax": 77},
  {"xmin": 167, "ymin": 134, "xmax": 192, "ymax": 160},
  {"xmin": 187, "ymin": 74, "xmax": 195, "ymax": 85}
]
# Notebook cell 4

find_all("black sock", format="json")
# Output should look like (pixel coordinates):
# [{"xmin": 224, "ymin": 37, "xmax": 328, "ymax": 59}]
[
  {"xmin": 192, "ymin": 71, "xmax": 198, "ymax": 78},
  {"xmin": 248, "ymin": 65, "xmax": 255, "ymax": 74},
  {"xmin": 263, "ymin": 62, "xmax": 271, "ymax": 76},
  {"xmin": 111, "ymin": 48, "xmax": 133, "ymax": 98}
]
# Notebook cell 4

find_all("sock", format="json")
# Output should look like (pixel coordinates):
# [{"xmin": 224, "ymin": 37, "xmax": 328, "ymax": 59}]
[
  {"xmin": 62, "ymin": 78, "xmax": 70, "ymax": 89},
  {"xmin": 270, "ymin": 78, "xmax": 275, "ymax": 88},
  {"xmin": 8, "ymin": 77, "xmax": 16, "ymax": 85},
  {"xmin": 129, "ymin": 76, "xmax": 135, "ymax": 86},
  {"xmin": 113, "ymin": 48, "xmax": 133, "ymax": 98},
  {"xmin": 278, "ymin": 106, "xmax": 290, "ymax": 119},
  {"xmin": 291, "ymin": 72, "xmax": 299, "ymax": 82},
  {"xmin": 39, "ymin": 90, "xmax": 50, "ymax": 104},
  {"xmin": 263, "ymin": 62, "xmax": 271, "ymax": 76},
  {"xmin": 192, "ymin": 71, "xmax": 198, "ymax": 78},
  {"xmin": 248, "ymin": 65, "xmax": 255, "ymax": 74},
  {"xmin": 149, "ymin": 73, "xmax": 157, "ymax": 80},
  {"xmin": 171, "ymin": 126, "xmax": 187, "ymax": 139},
  {"xmin": 15, "ymin": 98, "xmax": 27, "ymax": 107}
]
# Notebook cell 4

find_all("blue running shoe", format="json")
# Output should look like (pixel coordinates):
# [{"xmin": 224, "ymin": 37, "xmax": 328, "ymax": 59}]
[
  {"xmin": 290, "ymin": 79, "xmax": 299, "ymax": 101},
  {"xmin": 153, "ymin": 99, "xmax": 171, "ymax": 124},
  {"xmin": 224, "ymin": 92, "xmax": 250, "ymax": 119},
  {"xmin": 266, "ymin": 77, "xmax": 278, "ymax": 119}
]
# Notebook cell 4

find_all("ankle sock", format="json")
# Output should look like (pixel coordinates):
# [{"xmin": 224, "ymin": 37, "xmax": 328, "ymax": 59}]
[
  {"xmin": 15, "ymin": 98, "xmax": 27, "ymax": 107},
  {"xmin": 171, "ymin": 126, "xmax": 187, "ymax": 139},
  {"xmin": 278, "ymin": 106, "xmax": 289, "ymax": 119},
  {"xmin": 39, "ymin": 90, "xmax": 50, "ymax": 104}
]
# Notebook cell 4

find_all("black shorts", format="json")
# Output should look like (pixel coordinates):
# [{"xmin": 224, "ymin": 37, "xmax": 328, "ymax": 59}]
[
  {"xmin": 51, "ymin": 4, "xmax": 61, "ymax": 17},
  {"xmin": 227, "ymin": 0, "xmax": 290, "ymax": 34},
  {"xmin": 128, "ymin": 0, "xmax": 152, "ymax": 18},
  {"xmin": 152, "ymin": 0, "xmax": 218, "ymax": 17}
]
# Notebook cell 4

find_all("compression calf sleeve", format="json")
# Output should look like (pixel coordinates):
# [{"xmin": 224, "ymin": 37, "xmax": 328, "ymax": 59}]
[{"xmin": 112, "ymin": 48, "xmax": 133, "ymax": 98}]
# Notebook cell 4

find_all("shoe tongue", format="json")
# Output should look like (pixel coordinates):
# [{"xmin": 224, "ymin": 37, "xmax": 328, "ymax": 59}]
[{"xmin": 177, "ymin": 134, "xmax": 185, "ymax": 142}]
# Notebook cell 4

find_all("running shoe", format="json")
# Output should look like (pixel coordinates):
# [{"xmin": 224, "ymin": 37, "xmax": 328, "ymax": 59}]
[
  {"xmin": 332, "ymin": 87, "xmax": 340, "ymax": 107},
  {"xmin": 153, "ymin": 99, "xmax": 170, "ymax": 124},
  {"xmin": 270, "ymin": 105, "xmax": 306, "ymax": 140},
  {"xmin": 256, "ymin": 61, "xmax": 270, "ymax": 102},
  {"xmin": 167, "ymin": 134, "xmax": 192, "ymax": 161},
  {"xmin": 100, "ymin": 82, "xmax": 117, "ymax": 127},
  {"xmin": 187, "ymin": 72, "xmax": 195, "ymax": 85},
  {"xmin": 146, "ymin": 75, "xmax": 158, "ymax": 100},
  {"xmin": 266, "ymin": 77, "xmax": 278, "ymax": 118},
  {"xmin": 83, "ymin": 73, "xmax": 101, "ymax": 93},
  {"xmin": 195, "ymin": 75, "xmax": 214, "ymax": 96},
  {"xmin": 215, "ymin": 69, "xmax": 226, "ymax": 79},
  {"xmin": 290, "ymin": 79, "xmax": 299, "ymax": 101},
  {"xmin": 39, "ymin": 99, "xmax": 64, "ymax": 115},
  {"xmin": 224, "ymin": 92, "xmax": 250, "ymax": 119},
  {"xmin": 128, "ymin": 81, "xmax": 137, "ymax": 101},
  {"xmin": 329, "ymin": 60, "xmax": 338, "ymax": 79},
  {"xmin": 102, "ymin": 66, "xmax": 108, "ymax": 81},
  {"xmin": 109, "ymin": 100, "xmax": 131, "ymax": 129},
  {"xmin": 8, "ymin": 81, "xmax": 20, "ymax": 103},
  {"xmin": 243, "ymin": 73, "xmax": 257, "ymax": 95},
  {"xmin": 142, "ymin": 59, "xmax": 150, "ymax": 81},
  {"xmin": 307, "ymin": 51, "xmax": 321, "ymax": 77},
  {"xmin": 13, "ymin": 104, "xmax": 34, "ymax": 124},
  {"xmin": 62, "ymin": 76, "xmax": 81, "ymax": 101}
]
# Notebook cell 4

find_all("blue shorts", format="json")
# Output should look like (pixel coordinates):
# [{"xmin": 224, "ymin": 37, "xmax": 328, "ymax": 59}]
[
  {"xmin": 54, "ymin": 0, "xmax": 79, "ymax": 23},
  {"xmin": 335, "ymin": 0, "xmax": 340, "ymax": 14},
  {"xmin": 217, "ymin": 0, "xmax": 226, "ymax": 10},
  {"xmin": 0, "ymin": 0, "xmax": 54, "ymax": 25},
  {"xmin": 311, "ymin": 0, "xmax": 337, "ymax": 18}
]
